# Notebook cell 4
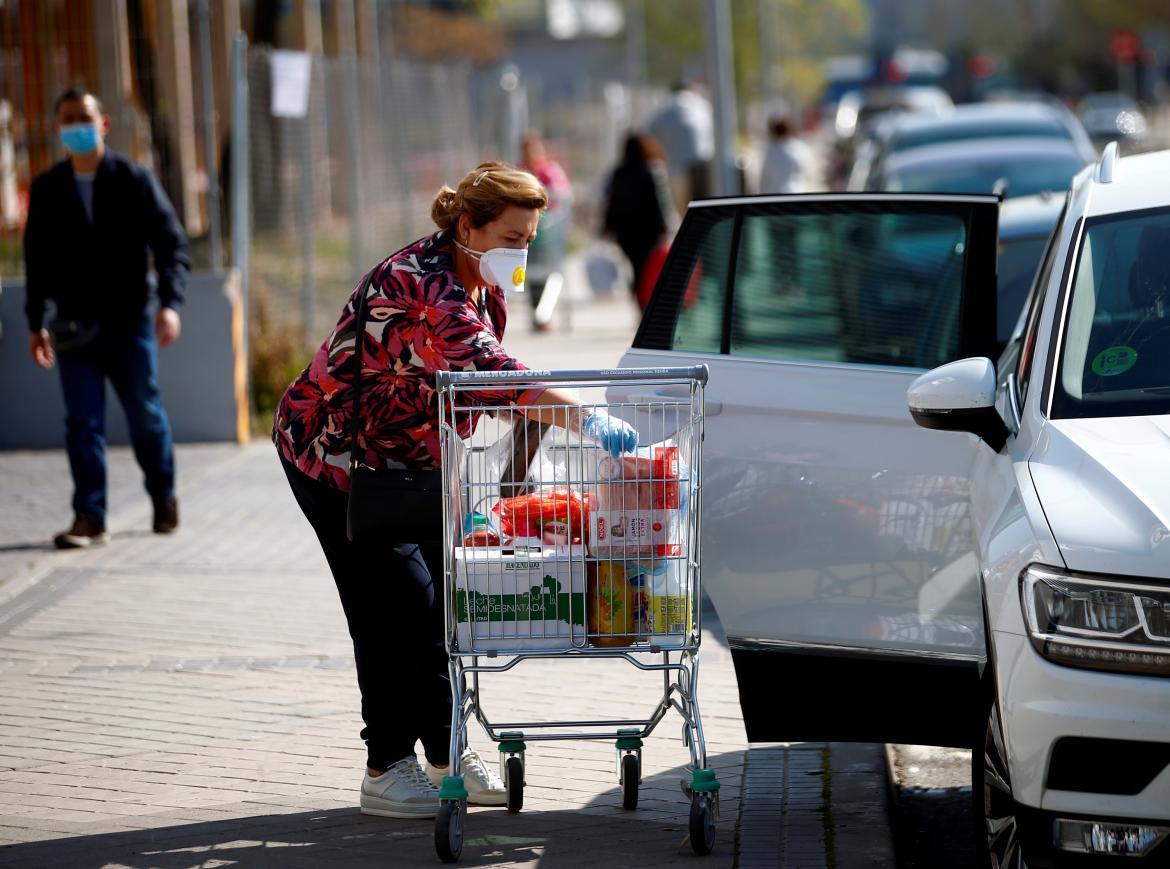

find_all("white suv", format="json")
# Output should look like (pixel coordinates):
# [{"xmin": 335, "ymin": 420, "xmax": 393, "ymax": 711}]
[{"xmin": 615, "ymin": 144, "xmax": 1170, "ymax": 866}]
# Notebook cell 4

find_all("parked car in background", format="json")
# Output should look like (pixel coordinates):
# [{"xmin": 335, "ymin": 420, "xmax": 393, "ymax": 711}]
[
  {"xmin": 995, "ymin": 192, "xmax": 1065, "ymax": 348},
  {"xmin": 873, "ymin": 137, "xmax": 1092, "ymax": 199},
  {"xmin": 615, "ymin": 144, "xmax": 1170, "ymax": 867},
  {"xmin": 829, "ymin": 86, "xmax": 953, "ymax": 188},
  {"xmin": 1078, "ymin": 91, "xmax": 1148, "ymax": 152},
  {"xmin": 850, "ymin": 101, "xmax": 1097, "ymax": 191}
]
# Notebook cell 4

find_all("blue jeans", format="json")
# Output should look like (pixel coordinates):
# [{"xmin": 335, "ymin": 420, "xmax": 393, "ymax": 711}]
[{"xmin": 57, "ymin": 316, "xmax": 175, "ymax": 524}]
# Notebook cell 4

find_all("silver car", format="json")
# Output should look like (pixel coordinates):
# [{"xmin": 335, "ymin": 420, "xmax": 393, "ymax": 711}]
[{"xmin": 616, "ymin": 144, "xmax": 1170, "ymax": 866}]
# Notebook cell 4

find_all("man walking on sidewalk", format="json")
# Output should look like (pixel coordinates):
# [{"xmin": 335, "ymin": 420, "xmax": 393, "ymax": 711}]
[{"xmin": 23, "ymin": 88, "xmax": 189, "ymax": 549}]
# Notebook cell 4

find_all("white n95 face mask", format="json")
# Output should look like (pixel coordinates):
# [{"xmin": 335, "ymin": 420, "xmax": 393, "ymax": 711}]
[{"xmin": 455, "ymin": 240, "xmax": 528, "ymax": 293}]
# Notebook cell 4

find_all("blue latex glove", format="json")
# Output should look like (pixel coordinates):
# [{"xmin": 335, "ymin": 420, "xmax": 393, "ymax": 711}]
[{"xmin": 581, "ymin": 409, "xmax": 638, "ymax": 457}]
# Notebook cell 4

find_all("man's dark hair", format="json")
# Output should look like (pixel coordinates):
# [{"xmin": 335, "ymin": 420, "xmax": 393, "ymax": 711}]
[
  {"xmin": 54, "ymin": 88, "xmax": 103, "ymax": 115},
  {"xmin": 769, "ymin": 116, "xmax": 792, "ymax": 138}
]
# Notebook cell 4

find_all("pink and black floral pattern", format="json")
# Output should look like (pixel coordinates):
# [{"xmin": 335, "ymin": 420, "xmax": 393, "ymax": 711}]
[{"xmin": 273, "ymin": 231, "xmax": 536, "ymax": 490}]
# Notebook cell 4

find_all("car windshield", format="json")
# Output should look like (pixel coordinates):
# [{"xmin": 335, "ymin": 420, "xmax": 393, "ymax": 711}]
[
  {"xmin": 998, "ymin": 235, "xmax": 1048, "ymax": 344},
  {"xmin": 1052, "ymin": 207, "xmax": 1170, "ymax": 419},
  {"xmin": 886, "ymin": 154, "xmax": 1084, "ymax": 198},
  {"xmin": 892, "ymin": 118, "xmax": 1068, "ymax": 152}
]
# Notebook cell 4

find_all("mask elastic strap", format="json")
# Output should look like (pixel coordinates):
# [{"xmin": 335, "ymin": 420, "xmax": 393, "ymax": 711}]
[{"xmin": 452, "ymin": 238, "xmax": 482, "ymax": 260}]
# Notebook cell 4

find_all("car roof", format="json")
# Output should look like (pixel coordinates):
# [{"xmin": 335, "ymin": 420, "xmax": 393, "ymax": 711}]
[
  {"xmin": 998, "ymin": 192, "xmax": 1066, "ymax": 239},
  {"xmin": 1084, "ymin": 148, "xmax": 1170, "ymax": 217},
  {"xmin": 886, "ymin": 100, "xmax": 1068, "ymax": 136},
  {"xmin": 884, "ymin": 136, "xmax": 1085, "ymax": 171},
  {"xmin": 1079, "ymin": 91, "xmax": 1137, "ymax": 109}
]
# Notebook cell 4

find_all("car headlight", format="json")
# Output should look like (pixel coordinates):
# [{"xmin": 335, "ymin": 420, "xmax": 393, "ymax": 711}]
[{"xmin": 1021, "ymin": 565, "xmax": 1170, "ymax": 676}]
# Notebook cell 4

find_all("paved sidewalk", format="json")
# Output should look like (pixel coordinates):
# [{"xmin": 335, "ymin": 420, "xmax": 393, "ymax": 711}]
[{"xmin": 0, "ymin": 272, "xmax": 896, "ymax": 868}]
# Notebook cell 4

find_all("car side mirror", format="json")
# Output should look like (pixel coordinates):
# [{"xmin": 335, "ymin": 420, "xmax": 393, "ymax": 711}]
[{"xmin": 907, "ymin": 357, "xmax": 1009, "ymax": 451}]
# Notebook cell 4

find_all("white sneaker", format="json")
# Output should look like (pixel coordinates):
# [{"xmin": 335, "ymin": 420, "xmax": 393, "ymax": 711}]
[
  {"xmin": 360, "ymin": 757, "xmax": 440, "ymax": 819},
  {"xmin": 425, "ymin": 749, "xmax": 507, "ymax": 807}
]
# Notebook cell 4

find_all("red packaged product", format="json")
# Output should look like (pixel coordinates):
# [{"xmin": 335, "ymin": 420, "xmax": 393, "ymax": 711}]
[{"xmin": 493, "ymin": 487, "xmax": 589, "ymax": 545}]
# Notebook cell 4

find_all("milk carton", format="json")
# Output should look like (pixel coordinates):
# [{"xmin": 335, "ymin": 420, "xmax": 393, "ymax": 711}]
[{"xmin": 453, "ymin": 546, "xmax": 586, "ymax": 651}]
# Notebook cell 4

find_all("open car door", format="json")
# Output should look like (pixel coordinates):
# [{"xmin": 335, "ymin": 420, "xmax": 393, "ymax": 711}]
[{"xmin": 614, "ymin": 194, "xmax": 999, "ymax": 747}]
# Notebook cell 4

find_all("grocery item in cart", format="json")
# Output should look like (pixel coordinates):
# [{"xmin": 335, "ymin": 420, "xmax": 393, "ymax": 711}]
[
  {"xmin": 493, "ymin": 487, "xmax": 589, "ymax": 546},
  {"xmin": 639, "ymin": 558, "xmax": 692, "ymax": 636},
  {"xmin": 462, "ymin": 512, "xmax": 502, "ymax": 547},
  {"xmin": 453, "ymin": 546, "xmax": 587, "ymax": 650},
  {"xmin": 587, "ymin": 560, "xmax": 649, "ymax": 647},
  {"xmin": 588, "ymin": 445, "xmax": 682, "ymax": 557}
]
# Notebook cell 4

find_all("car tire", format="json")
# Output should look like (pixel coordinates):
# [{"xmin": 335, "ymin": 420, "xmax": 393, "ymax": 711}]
[{"xmin": 972, "ymin": 673, "xmax": 1033, "ymax": 869}]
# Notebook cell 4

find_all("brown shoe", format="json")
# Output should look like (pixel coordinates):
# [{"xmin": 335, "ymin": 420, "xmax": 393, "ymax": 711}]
[
  {"xmin": 153, "ymin": 497, "xmax": 179, "ymax": 534},
  {"xmin": 53, "ymin": 515, "xmax": 109, "ymax": 549}
]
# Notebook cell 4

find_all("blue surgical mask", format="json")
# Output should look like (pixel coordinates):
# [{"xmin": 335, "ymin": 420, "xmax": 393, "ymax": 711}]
[{"xmin": 60, "ymin": 123, "xmax": 101, "ymax": 156}]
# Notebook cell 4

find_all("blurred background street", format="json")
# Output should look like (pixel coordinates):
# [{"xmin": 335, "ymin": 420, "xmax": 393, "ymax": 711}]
[{"xmin": 3, "ymin": 1, "xmax": 1170, "ymax": 866}]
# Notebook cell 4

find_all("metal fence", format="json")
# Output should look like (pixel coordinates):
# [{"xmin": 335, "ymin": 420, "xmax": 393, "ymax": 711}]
[{"xmin": 245, "ymin": 45, "xmax": 655, "ymax": 352}]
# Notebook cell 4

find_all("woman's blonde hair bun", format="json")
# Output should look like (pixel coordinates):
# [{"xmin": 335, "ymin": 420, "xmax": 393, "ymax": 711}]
[
  {"xmin": 430, "ymin": 161, "xmax": 548, "ymax": 233},
  {"xmin": 430, "ymin": 185, "xmax": 461, "ymax": 231}
]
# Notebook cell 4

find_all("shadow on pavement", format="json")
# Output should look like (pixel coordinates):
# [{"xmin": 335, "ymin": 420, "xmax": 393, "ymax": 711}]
[
  {"xmin": 0, "ymin": 542, "xmax": 55, "ymax": 554},
  {"xmin": 0, "ymin": 749, "xmax": 742, "ymax": 869}
]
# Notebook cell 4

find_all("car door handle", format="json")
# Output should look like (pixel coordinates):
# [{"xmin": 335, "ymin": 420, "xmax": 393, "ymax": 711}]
[{"xmin": 610, "ymin": 388, "xmax": 723, "ymax": 416}]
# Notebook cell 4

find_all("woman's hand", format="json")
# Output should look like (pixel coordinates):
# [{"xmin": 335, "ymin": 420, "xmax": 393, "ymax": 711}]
[{"xmin": 581, "ymin": 409, "xmax": 638, "ymax": 457}]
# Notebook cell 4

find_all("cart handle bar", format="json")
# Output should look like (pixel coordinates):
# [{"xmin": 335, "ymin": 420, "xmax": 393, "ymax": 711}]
[{"xmin": 436, "ymin": 365, "xmax": 708, "ymax": 389}]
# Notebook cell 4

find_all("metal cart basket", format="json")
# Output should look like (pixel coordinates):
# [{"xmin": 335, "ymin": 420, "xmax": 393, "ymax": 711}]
[{"xmin": 432, "ymin": 366, "xmax": 716, "ymax": 863}]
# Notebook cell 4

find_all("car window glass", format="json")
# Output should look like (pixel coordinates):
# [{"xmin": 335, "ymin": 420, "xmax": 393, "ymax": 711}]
[
  {"xmin": 893, "ymin": 119, "xmax": 1068, "ymax": 152},
  {"xmin": 637, "ymin": 210, "xmax": 732, "ymax": 354},
  {"xmin": 729, "ymin": 206, "xmax": 966, "ymax": 368},
  {"xmin": 1052, "ymin": 206, "xmax": 1170, "ymax": 419},
  {"xmin": 1016, "ymin": 202, "xmax": 1069, "ymax": 402},
  {"xmin": 885, "ymin": 155, "xmax": 1084, "ymax": 199},
  {"xmin": 997, "ymin": 235, "xmax": 1048, "ymax": 345}
]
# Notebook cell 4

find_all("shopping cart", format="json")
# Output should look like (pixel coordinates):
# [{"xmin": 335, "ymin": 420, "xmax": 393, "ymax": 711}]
[{"xmin": 432, "ymin": 366, "xmax": 716, "ymax": 863}]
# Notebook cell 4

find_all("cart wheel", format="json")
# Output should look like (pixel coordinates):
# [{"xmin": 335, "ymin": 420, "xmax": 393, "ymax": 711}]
[
  {"xmin": 689, "ymin": 793, "xmax": 716, "ymax": 856},
  {"xmin": 505, "ymin": 756, "xmax": 524, "ymax": 814},
  {"xmin": 435, "ymin": 800, "xmax": 464, "ymax": 864},
  {"xmin": 621, "ymin": 754, "xmax": 640, "ymax": 810}
]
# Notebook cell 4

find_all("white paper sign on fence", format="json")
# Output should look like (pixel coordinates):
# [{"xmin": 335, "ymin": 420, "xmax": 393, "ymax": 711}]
[{"xmin": 270, "ymin": 50, "xmax": 312, "ymax": 119}]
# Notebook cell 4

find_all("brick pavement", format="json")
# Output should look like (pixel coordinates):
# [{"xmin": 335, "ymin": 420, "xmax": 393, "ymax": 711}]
[{"xmin": 0, "ymin": 268, "xmax": 895, "ymax": 868}]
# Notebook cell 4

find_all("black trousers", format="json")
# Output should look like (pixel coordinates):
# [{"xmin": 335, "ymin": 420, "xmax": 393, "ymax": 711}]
[{"xmin": 280, "ymin": 454, "xmax": 451, "ymax": 770}]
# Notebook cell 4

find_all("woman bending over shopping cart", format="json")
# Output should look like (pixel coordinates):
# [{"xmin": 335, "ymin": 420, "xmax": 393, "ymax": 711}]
[{"xmin": 272, "ymin": 161, "xmax": 637, "ymax": 820}]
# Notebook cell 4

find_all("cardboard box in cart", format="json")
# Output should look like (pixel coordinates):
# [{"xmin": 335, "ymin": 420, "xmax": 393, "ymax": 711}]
[{"xmin": 453, "ymin": 546, "xmax": 587, "ymax": 650}]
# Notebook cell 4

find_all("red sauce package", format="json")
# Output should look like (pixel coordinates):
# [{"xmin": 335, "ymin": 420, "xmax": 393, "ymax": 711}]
[{"xmin": 493, "ymin": 487, "xmax": 590, "ymax": 545}]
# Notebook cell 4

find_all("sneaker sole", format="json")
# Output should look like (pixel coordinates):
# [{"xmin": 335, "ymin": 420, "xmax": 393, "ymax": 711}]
[
  {"xmin": 359, "ymin": 795, "xmax": 438, "ymax": 820},
  {"xmin": 468, "ymin": 792, "xmax": 507, "ymax": 807},
  {"xmin": 424, "ymin": 774, "xmax": 507, "ymax": 807},
  {"xmin": 53, "ymin": 532, "xmax": 110, "ymax": 550}
]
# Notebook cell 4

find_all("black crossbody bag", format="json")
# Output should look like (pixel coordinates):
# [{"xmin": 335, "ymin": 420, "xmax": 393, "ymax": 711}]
[{"xmin": 345, "ymin": 273, "xmax": 445, "ymax": 544}]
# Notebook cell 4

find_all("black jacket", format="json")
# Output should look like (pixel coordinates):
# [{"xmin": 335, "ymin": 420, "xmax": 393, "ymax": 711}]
[{"xmin": 23, "ymin": 149, "xmax": 190, "ymax": 333}]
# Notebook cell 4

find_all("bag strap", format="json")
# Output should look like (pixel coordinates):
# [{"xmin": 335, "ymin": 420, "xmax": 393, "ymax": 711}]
[{"xmin": 348, "ymin": 270, "xmax": 377, "ymax": 471}]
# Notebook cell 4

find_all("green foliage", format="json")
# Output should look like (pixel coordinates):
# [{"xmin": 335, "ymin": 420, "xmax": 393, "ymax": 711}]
[{"xmin": 248, "ymin": 275, "xmax": 310, "ymax": 434}]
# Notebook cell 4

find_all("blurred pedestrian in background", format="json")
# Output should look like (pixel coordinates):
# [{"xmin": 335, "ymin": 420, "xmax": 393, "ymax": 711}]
[
  {"xmin": 648, "ymin": 80, "xmax": 715, "ymax": 211},
  {"xmin": 602, "ymin": 133, "xmax": 677, "ymax": 309},
  {"xmin": 519, "ymin": 130, "xmax": 572, "ymax": 332},
  {"xmin": 24, "ymin": 88, "xmax": 188, "ymax": 549},
  {"xmin": 759, "ymin": 115, "xmax": 814, "ymax": 194},
  {"xmin": 273, "ymin": 161, "xmax": 638, "ymax": 821}
]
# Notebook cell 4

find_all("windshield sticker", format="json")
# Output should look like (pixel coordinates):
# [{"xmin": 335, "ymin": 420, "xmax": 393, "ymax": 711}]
[{"xmin": 1091, "ymin": 346, "xmax": 1138, "ymax": 377}]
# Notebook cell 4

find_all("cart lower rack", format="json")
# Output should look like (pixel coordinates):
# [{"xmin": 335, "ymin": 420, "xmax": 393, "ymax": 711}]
[{"xmin": 433, "ymin": 366, "xmax": 716, "ymax": 862}]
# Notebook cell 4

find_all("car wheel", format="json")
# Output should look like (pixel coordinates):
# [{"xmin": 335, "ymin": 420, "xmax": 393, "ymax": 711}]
[{"xmin": 973, "ymin": 678, "xmax": 1031, "ymax": 868}]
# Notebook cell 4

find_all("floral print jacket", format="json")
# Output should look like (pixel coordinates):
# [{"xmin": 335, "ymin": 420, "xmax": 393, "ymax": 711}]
[{"xmin": 273, "ymin": 230, "xmax": 537, "ymax": 490}]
